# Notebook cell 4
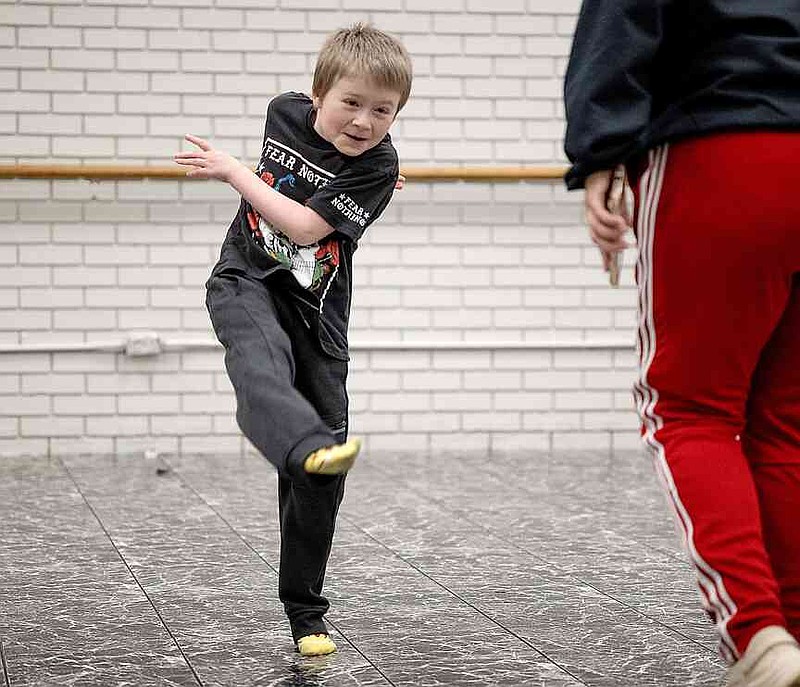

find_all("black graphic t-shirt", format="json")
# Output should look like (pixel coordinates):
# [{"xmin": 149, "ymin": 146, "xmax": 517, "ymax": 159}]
[{"xmin": 211, "ymin": 92, "xmax": 399, "ymax": 360}]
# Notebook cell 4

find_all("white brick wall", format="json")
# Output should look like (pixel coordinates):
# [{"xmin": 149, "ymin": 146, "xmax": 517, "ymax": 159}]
[{"xmin": 0, "ymin": 0, "xmax": 642, "ymax": 457}]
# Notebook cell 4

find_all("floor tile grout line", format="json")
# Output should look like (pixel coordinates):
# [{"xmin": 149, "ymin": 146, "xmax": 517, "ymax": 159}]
[
  {"xmin": 469, "ymin": 452, "xmax": 689, "ymax": 564},
  {"xmin": 341, "ymin": 515, "xmax": 589, "ymax": 686},
  {"xmin": 371, "ymin": 457, "xmax": 716, "ymax": 651},
  {"xmin": 159, "ymin": 454, "xmax": 715, "ymax": 658},
  {"xmin": 426, "ymin": 450, "xmax": 685, "ymax": 562},
  {"xmin": 1, "ymin": 639, "xmax": 10, "ymax": 687},
  {"xmin": 161, "ymin": 457, "xmax": 399, "ymax": 687},
  {"xmin": 162, "ymin": 453, "xmax": 714, "ymax": 676},
  {"xmin": 158, "ymin": 458, "xmax": 280, "ymax": 578},
  {"xmin": 163, "ymin": 456, "xmax": 578, "ymax": 682},
  {"xmin": 365, "ymin": 459, "xmax": 719, "ymax": 655},
  {"xmin": 57, "ymin": 457, "xmax": 205, "ymax": 687},
  {"xmin": 483, "ymin": 452, "xmax": 688, "ymax": 563}
]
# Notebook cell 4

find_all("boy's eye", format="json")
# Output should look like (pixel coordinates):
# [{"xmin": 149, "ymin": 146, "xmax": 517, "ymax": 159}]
[
  {"xmin": 375, "ymin": 107, "xmax": 391, "ymax": 116},
  {"xmin": 344, "ymin": 99, "xmax": 359, "ymax": 107}
]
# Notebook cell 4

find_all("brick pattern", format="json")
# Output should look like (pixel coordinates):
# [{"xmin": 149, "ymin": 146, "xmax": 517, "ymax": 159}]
[{"xmin": 0, "ymin": 1, "xmax": 641, "ymax": 456}]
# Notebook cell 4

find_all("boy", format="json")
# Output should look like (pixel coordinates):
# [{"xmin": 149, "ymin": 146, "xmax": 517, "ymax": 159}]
[{"xmin": 173, "ymin": 23, "xmax": 412, "ymax": 657}]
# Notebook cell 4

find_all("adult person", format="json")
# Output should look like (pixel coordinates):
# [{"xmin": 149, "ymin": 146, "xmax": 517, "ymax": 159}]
[{"xmin": 563, "ymin": 2, "xmax": 800, "ymax": 685}]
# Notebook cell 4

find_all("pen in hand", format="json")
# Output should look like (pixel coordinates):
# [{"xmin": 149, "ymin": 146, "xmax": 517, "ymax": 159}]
[{"xmin": 604, "ymin": 166, "xmax": 627, "ymax": 287}]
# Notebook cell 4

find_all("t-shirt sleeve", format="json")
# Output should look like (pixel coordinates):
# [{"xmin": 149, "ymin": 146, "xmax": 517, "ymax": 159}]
[
  {"xmin": 261, "ymin": 95, "xmax": 279, "ymax": 140},
  {"xmin": 306, "ymin": 154, "xmax": 398, "ymax": 242}
]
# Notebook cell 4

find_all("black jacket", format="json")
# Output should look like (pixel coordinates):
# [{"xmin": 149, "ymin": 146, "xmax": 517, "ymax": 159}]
[{"xmin": 563, "ymin": 0, "xmax": 800, "ymax": 189}]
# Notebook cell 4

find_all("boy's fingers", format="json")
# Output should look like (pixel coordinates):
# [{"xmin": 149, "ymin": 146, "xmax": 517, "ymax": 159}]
[{"xmin": 184, "ymin": 133, "xmax": 211, "ymax": 151}]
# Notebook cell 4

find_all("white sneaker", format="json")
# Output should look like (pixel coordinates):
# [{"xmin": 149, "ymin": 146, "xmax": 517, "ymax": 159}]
[{"xmin": 725, "ymin": 626, "xmax": 800, "ymax": 687}]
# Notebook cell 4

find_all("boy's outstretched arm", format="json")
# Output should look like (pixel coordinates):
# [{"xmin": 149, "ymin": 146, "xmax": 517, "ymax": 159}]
[{"xmin": 174, "ymin": 134, "xmax": 334, "ymax": 246}]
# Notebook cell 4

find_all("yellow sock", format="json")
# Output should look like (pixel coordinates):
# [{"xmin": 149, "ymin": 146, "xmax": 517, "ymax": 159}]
[
  {"xmin": 296, "ymin": 633, "xmax": 337, "ymax": 656},
  {"xmin": 304, "ymin": 438, "xmax": 362, "ymax": 475}
]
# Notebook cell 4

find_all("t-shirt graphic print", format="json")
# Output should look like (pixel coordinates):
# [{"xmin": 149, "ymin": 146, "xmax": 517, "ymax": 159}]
[
  {"xmin": 216, "ymin": 91, "xmax": 399, "ymax": 360},
  {"xmin": 246, "ymin": 158, "xmax": 340, "ymax": 298}
]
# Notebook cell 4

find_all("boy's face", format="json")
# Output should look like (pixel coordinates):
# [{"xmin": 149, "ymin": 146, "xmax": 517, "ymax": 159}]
[{"xmin": 312, "ymin": 74, "xmax": 401, "ymax": 157}]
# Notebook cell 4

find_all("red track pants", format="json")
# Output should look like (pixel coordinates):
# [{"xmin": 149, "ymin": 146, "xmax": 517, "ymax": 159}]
[{"xmin": 632, "ymin": 132, "xmax": 800, "ymax": 663}]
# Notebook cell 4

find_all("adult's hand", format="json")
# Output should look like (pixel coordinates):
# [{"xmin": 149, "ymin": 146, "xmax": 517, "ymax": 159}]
[{"xmin": 584, "ymin": 168, "xmax": 632, "ymax": 271}]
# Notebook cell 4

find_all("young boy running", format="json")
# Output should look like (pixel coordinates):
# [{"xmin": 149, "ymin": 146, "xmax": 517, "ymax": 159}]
[{"xmin": 174, "ymin": 23, "xmax": 412, "ymax": 657}]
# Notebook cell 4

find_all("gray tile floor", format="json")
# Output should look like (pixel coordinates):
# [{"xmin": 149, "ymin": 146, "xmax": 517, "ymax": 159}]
[{"xmin": 1, "ymin": 449, "xmax": 726, "ymax": 686}]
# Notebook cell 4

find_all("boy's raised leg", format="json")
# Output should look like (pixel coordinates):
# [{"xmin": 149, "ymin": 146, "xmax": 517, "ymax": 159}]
[
  {"xmin": 304, "ymin": 438, "xmax": 362, "ymax": 475},
  {"xmin": 206, "ymin": 273, "xmax": 337, "ymax": 479}
]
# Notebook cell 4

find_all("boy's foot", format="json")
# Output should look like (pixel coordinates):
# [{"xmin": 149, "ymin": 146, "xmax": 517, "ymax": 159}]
[
  {"xmin": 304, "ymin": 438, "xmax": 362, "ymax": 475},
  {"xmin": 296, "ymin": 633, "xmax": 337, "ymax": 656},
  {"xmin": 725, "ymin": 626, "xmax": 800, "ymax": 687}
]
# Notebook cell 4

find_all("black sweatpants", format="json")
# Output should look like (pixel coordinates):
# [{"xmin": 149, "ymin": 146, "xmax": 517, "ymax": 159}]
[{"xmin": 205, "ymin": 270, "xmax": 349, "ymax": 641}]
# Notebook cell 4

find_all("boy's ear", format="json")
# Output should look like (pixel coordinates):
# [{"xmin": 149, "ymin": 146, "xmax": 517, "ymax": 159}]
[{"xmin": 311, "ymin": 94, "xmax": 322, "ymax": 110}]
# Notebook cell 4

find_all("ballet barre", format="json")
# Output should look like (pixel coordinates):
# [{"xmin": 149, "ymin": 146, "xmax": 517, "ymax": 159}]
[{"xmin": 0, "ymin": 164, "xmax": 567, "ymax": 182}]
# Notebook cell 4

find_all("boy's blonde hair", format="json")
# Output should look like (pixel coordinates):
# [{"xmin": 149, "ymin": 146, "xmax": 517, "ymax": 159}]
[{"xmin": 312, "ymin": 22, "xmax": 413, "ymax": 112}]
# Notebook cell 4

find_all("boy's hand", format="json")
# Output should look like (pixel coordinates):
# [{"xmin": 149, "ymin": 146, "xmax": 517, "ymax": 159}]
[
  {"xmin": 395, "ymin": 174, "xmax": 406, "ymax": 191},
  {"xmin": 173, "ymin": 134, "xmax": 245, "ymax": 183}
]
